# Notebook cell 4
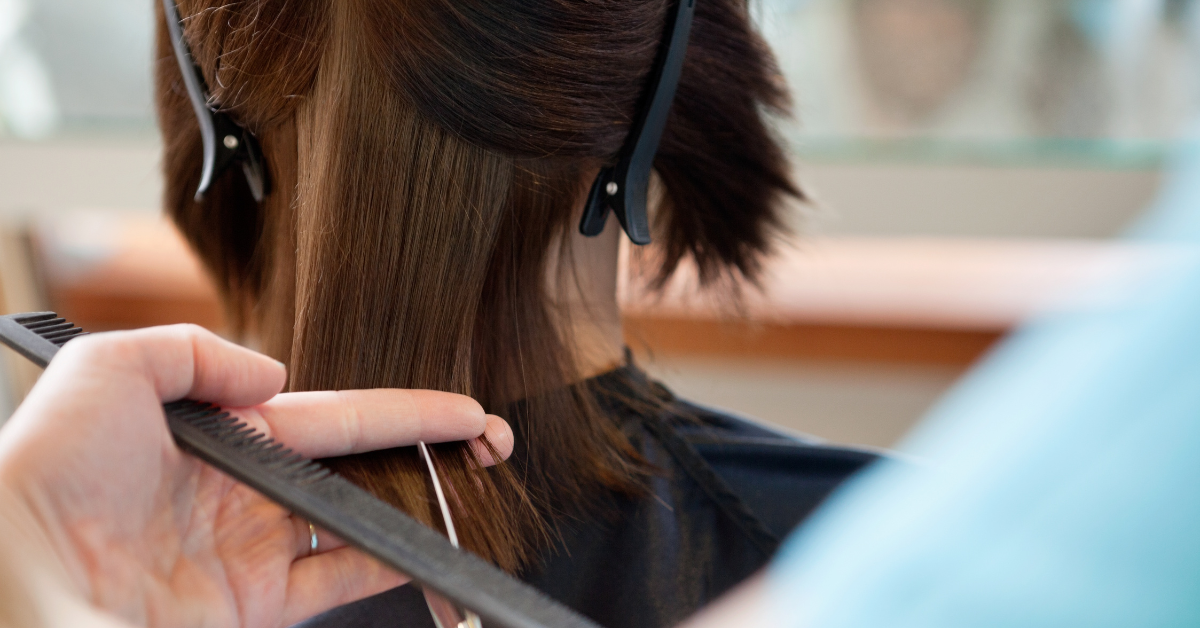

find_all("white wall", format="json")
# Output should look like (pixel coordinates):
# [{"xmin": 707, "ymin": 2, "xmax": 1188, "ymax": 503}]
[
  {"xmin": 800, "ymin": 162, "xmax": 1161, "ymax": 238},
  {"xmin": 0, "ymin": 136, "xmax": 161, "ymax": 216}
]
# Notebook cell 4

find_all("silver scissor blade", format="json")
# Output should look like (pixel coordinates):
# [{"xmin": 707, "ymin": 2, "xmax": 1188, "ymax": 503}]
[
  {"xmin": 418, "ymin": 441, "xmax": 460, "ymax": 547},
  {"xmin": 418, "ymin": 441, "xmax": 483, "ymax": 628}
]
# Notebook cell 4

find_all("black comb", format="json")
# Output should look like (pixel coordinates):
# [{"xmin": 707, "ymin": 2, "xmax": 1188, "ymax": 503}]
[{"xmin": 0, "ymin": 312, "xmax": 597, "ymax": 628}]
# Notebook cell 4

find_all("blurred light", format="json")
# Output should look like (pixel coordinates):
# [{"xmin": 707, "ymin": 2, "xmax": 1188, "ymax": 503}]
[{"xmin": 0, "ymin": 0, "xmax": 59, "ymax": 138}]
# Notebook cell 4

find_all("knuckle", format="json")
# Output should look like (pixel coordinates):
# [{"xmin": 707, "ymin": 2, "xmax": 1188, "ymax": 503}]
[
  {"xmin": 458, "ymin": 394, "xmax": 485, "ymax": 416},
  {"xmin": 165, "ymin": 323, "xmax": 208, "ymax": 344},
  {"xmin": 56, "ymin": 330, "xmax": 133, "ymax": 365},
  {"xmin": 334, "ymin": 390, "xmax": 364, "ymax": 454}
]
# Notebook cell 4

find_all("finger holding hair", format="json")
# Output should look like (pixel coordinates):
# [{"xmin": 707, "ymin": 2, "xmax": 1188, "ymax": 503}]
[{"xmin": 235, "ymin": 390, "xmax": 514, "ymax": 464}]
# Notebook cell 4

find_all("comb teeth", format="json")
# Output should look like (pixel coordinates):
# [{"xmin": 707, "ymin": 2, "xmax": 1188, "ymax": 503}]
[
  {"xmin": 14, "ymin": 313, "xmax": 87, "ymax": 347},
  {"xmin": 164, "ymin": 400, "xmax": 332, "ymax": 485}
]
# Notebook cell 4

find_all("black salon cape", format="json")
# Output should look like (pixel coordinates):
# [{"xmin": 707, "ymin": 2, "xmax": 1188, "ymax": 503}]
[{"xmin": 296, "ymin": 366, "xmax": 879, "ymax": 628}]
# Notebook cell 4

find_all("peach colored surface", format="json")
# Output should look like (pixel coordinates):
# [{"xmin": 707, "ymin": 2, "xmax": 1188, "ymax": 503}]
[
  {"xmin": 30, "ymin": 211, "xmax": 1170, "ymax": 364},
  {"xmin": 621, "ymin": 238, "xmax": 1170, "ymax": 331}
]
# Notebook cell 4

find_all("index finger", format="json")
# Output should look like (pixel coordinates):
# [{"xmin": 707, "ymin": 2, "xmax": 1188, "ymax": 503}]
[{"xmin": 239, "ymin": 389, "xmax": 506, "ymax": 459}]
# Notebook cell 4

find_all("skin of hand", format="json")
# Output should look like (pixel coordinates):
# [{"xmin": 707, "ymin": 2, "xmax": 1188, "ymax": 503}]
[{"xmin": 0, "ymin": 324, "xmax": 514, "ymax": 628}]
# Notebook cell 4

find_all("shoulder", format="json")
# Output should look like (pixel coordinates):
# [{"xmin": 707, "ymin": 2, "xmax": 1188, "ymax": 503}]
[
  {"xmin": 668, "ymin": 398, "xmax": 881, "ymax": 471},
  {"xmin": 590, "ymin": 365, "xmax": 887, "ymax": 536},
  {"xmin": 662, "ymin": 395, "xmax": 885, "ymax": 538}
]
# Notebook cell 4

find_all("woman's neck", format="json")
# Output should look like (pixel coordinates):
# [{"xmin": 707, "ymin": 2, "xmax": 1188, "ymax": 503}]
[{"xmin": 545, "ymin": 211, "xmax": 626, "ymax": 381}]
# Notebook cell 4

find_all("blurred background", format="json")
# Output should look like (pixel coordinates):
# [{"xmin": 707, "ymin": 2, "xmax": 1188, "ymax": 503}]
[{"xmin": 0, "ymin": 0, "xmax": 1190, "ymax": 447}]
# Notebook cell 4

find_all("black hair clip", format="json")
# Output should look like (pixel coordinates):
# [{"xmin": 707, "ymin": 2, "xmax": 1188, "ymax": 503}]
[
  {"xmin": 579, "ymin": 0, "xmax": 695, "ymax": 245},
  {"xmin": 163, "ymin": 0, "xmax": 270, "ymax": 203}
]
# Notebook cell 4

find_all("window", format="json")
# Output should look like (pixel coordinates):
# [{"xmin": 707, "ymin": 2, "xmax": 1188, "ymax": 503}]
[
  {"xmin": 5, "ymin": 0, "xmax": 1198, "ymax": 167},
  {"xmin": 761, "ymin": 0, "xmax": 1200, "ymax": 166},
  {"xmin": 0, "ymin": 0, "xmax": 153, "ymax": 138}
]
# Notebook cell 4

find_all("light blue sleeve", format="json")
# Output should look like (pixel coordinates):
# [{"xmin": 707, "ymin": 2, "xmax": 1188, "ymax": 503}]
[{"xmin": 765, "ymin": 139, "xmax": 1200, "ymax": 628}]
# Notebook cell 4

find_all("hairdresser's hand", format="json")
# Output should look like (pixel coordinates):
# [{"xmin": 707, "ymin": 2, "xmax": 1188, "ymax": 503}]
[{"xmin": 0, "ymin": 325, "xmax": 513, "ymax": 628}]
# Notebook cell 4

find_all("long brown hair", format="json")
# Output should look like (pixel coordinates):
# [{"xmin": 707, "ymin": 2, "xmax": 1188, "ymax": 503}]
[{"xmin": 155, "ymin": 0, "xmax": 799, "ymax": 570}]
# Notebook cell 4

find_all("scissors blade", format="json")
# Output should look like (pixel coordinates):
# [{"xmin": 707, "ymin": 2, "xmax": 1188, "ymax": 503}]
[
  {"xmin": 419, "ymin": 441, "xmax": 483, "ymax": 628},
  {"xmin": 419, "ymin": 441, "xmax": 460, "ymax": 547}
]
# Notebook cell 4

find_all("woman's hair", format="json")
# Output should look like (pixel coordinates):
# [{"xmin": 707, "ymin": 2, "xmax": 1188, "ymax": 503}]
[{"xmin": 155, "ymin": 0, "xmax": 799, "ymax": 570}]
